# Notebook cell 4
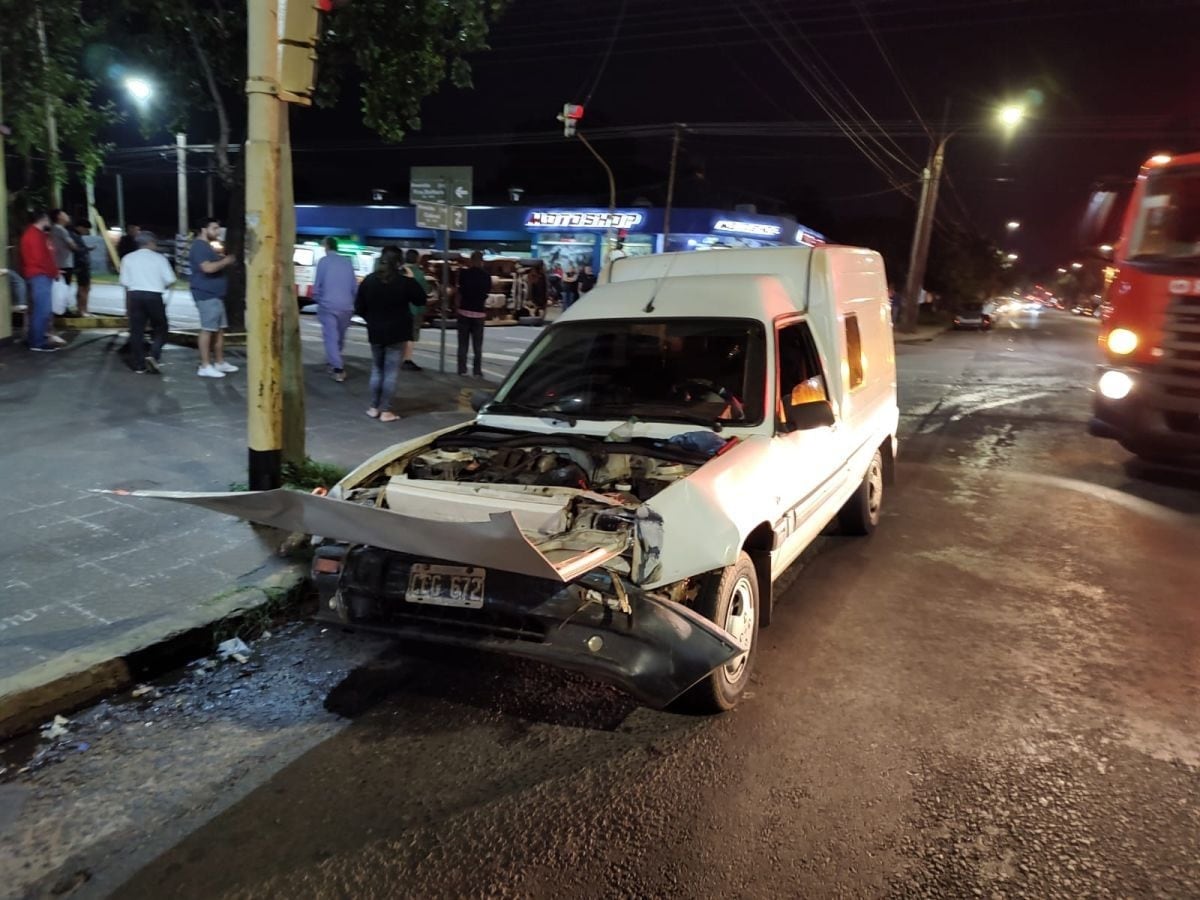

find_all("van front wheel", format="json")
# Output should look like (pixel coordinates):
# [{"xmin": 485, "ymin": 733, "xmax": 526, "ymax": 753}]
[
  {"xmin": 680, "ymin": 552, "xmax": 759, "ymax": 713},
  {"xmin": 838, "ymin": 449, "xmax": 884, "ymax": 535}
]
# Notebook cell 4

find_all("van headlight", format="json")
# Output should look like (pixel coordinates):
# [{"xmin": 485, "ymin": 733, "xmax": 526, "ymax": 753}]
[
  {"xmin": 1106, "ymin": 328, "xmax": 1138, "ymax": 355},
  {"xmin": 1098, "ymin": 370, "xmax": 1134, "ymax": 400}
]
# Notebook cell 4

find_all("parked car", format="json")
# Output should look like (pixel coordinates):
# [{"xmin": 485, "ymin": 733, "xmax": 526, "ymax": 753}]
[
  {"xmin": 953, "ymin": 305, "xmax": 993, "ymax": 330},
  {"xmin": 148, "ymin": 246, "xmax": 900, "ymax": 713}
]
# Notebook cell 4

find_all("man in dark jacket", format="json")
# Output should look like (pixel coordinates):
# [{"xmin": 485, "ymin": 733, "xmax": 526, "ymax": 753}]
[
  {"xmin": 456, "ymin": 251, "xmax": 491, "ymax": 377},
  {"xmin": 117, "ymin": 225, "xmax": 140, "ymax": 259}
]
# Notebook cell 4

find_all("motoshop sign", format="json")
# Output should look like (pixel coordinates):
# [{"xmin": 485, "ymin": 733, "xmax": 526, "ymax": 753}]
[{"xmin": 525, "ymin": 210, "xmax": 646, "ymax": 231}]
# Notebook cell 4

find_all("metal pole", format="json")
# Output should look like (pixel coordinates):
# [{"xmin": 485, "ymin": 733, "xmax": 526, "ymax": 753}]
[
  {"xmin": 663, "ymin": 124, "xmax": 682, "ymax": 253},
  {"xmin": 577, "ymin": 132, "xmax": 616, "ymax": 264},
  {"xmin": 0, "ymin": 56, "xmax": 12, "ymax": 342},
  {"xmin": 900, "ymin": 137, "xmax": 946, "ymax": 333},
  {"xmin": 244, "ymin": 0, "xmax": 284, "ymax": 490},
  {"xmin": 116, "ymin": 173, "xmax": 125, "ymax": 232},
  {"xmin": 206, "ymin": 172, "xmax": 214, "ymax": 218},
  {"xmin": 440, "ymin": 221, "xmax": 449, "ymax": 375},
  {"xmin": 176, "ymin": 132, "xmax": 188, "ymax": 239}
]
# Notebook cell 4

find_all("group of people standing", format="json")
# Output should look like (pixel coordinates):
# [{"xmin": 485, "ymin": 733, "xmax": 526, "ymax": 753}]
[
  {"xmin": 13, "ymin": 209, "xmax": 93, "ymax": 351},
  {"xmin": 312, "ymin": 241, "xmax": 497, "ymax": 422},
  {"xmin": 115, "ymin": 216, "xmax": 237, "ymax": 377}
]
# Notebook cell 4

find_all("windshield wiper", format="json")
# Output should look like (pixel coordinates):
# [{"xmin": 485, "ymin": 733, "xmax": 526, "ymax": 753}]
[{"xmin": 482, "ymin": 401, "xmax": 577, "ymax": 426}]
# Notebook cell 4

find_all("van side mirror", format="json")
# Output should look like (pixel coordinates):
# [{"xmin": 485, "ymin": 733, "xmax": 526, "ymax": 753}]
[
  {"xmin": 782, "ymin": 399, "xmax": 835, "ymax": 432},
  {"xmin": 469, "ymin": 389, "xmax": 495, "ymax": 412}
]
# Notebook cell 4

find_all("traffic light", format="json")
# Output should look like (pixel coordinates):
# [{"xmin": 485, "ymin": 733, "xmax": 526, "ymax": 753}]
[
  {"xmin": 558, "ymin": 103, "xmax": 585, "ymax": 137},
  {"xmin": 278, "ymin": 0, "xmax": 333, "ymax": 104}
]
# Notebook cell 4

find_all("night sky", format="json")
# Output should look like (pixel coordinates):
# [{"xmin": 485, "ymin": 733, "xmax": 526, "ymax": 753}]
[{"xmin": 95, "ymin": 0, "xmax": 1200, "ymax": 272}]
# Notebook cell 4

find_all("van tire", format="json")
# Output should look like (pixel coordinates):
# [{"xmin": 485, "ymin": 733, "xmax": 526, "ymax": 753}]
[
  {"xmin": 838, "ymin": 449, "xmax": 884, "ymax": 535},
  {"xmin": 680, "ymin": 552, "xmax": 759, "ymax": 713}
]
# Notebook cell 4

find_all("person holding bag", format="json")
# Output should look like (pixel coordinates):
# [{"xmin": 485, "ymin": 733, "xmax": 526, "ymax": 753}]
[{"xmin": 19, "ymin": 210, "xmax": 61, "ymax": 352}]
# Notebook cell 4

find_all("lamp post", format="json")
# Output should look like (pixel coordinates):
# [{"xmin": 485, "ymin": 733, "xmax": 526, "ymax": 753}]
[{"xmin": 899, "ymin": 102, "xmax": 1027, "ymax": 333}]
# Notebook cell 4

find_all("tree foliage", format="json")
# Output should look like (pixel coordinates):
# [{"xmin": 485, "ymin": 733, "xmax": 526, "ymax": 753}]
[
  {"xmin": 315, "ymin": 0, "xmax": 509, "ymax": 142},
  {"xmin": 111, "ymin": 0, "xmax": 509, "ymax": 165},
  {"xmin": 0, "ymin": 0, "xmax": 117, "ymax": 207},
  {"xmin": 926, "ymin": 228, "xmax": 1010, "ymax": 308}
]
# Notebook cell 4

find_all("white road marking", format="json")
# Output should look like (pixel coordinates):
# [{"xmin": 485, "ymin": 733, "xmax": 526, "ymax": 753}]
[{"xmin": 947, "ymin": 391, "xmax": 1054, "ymax": 422}]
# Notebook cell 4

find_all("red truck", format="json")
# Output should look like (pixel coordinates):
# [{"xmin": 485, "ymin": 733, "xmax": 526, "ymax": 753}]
[{"xmin": 1087, "ymin": 152, "xmax": 1200, "ymax": 464}]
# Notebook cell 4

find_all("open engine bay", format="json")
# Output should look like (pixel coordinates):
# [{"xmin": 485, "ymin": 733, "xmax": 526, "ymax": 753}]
[{"xmin": 335, "ymin": 427, "xmax": 713, "ymax": 578}]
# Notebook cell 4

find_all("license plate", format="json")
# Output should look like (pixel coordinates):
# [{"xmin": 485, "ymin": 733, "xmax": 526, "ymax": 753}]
[{"xmin": 405, "ymin": 564, "xmax": 486, "ymax": 609}]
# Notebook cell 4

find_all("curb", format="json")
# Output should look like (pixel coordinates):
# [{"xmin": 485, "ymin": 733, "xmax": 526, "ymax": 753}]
[
  {"xmin": 894, "ymin": 326, "xmax": 949, "ymax": 345},
  {"xmin": 0, "ymin": 564, "xmax": 310, "ymax": 741}
]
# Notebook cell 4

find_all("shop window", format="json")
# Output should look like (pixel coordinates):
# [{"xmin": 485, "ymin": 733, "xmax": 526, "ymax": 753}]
[{"xmin": 845, "ymin": 315, "xmax": 864, "ymax": 390}]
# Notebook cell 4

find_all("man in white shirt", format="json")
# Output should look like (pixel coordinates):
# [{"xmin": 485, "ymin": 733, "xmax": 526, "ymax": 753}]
[{"xmin": 119, "ymin": 231, "xmax": 176, "ymax": 374}]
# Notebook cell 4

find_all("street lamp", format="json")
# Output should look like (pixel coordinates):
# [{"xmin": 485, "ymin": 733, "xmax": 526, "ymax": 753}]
[
  {"xmin": 1006, "ymin": 220, "xmax": 1021, "ymax": 232},
  {"xmin": 124, "ymin": 76, "xmax": 153, "ymax": 104},
  {"xmin": 1057, "ymin": 267, "xmax": 1067, "ymax": 274},
  {"xmin": 899, "ymin": 100, "xmax": 1028, "ymax": 332},
  {"xmin": 1071, "ymin": 262, "xmax": 1083, "ymax": 270},
  {"xmin": 1006, "ymin": 252, "xmax": 1020, "ymax": 261},
  {"xmin": 997, "ymin": 103, "xmax": 1026, "ymax": 131}
]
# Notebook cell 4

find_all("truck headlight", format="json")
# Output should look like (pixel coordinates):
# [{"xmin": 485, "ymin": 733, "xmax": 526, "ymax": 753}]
[
  {"xmin": 1106, "ymin": 328, "xmax": 1138, "ymax": 355},
  {"xmin": 1098, "ymin": 370, "xmax": 1134, "ymax": 400}
]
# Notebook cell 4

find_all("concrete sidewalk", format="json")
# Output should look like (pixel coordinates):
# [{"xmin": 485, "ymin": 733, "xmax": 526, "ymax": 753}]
[{"xmin": 0, "ymin": 328, "xmax": 476, "ymax": 735}]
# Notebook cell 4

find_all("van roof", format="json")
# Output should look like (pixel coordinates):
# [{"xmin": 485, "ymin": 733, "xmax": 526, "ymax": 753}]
[{"xmin": 567, "ymin": 245, "xmax": 880, "ymax": 324}]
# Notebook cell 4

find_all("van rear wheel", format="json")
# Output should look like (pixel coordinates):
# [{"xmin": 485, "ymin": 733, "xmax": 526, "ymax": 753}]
[
  {"xmin": 679, "ymin": 552, "xmax": 759, "ymax": 713},
  {"xmin": 838, "ymin": 449, "xmax": 884, "ymax": 535}
]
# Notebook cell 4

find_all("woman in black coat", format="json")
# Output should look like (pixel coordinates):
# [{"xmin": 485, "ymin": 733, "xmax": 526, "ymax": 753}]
[{"xmin": 354, "ymin": 246, "xmax": 421, "ymax": 421}]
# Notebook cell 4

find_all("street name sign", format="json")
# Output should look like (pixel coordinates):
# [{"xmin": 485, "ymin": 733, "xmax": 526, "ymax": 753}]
[
  {"xmin": 410, "ymin": 166, "xmax": 473, "ymax": 206},
  {"xmin": 416, "ymin": 201, "xmax": 468, "ymax": 232}
]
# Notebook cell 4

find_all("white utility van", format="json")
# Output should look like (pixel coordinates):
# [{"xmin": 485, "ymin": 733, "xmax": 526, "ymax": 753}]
[{"xmin": 151, "ymin": 246, "xmax": 899, "ymax": 712}]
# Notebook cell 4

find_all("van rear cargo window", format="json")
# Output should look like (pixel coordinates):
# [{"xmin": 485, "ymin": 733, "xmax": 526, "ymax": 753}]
[{"xmin": 845, "ymin": 315, "xmax": 864, "ymax": 390}]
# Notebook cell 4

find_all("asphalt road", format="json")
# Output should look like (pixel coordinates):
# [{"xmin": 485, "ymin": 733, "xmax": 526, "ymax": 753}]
[{"xmin": 3, "ymin": 309, "xmax": 1198, "ymax": 899}]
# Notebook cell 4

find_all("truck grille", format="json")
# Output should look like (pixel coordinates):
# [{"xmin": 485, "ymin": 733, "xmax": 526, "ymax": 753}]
[{"xmin": 1145, "ymin": 294, "xmax": 1200, "ymax": 421}]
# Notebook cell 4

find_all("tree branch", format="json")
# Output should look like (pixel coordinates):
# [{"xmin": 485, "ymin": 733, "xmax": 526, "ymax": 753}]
[{"xmin": 183, "ymin": 1, "xmax": 232, "ymax": 187}]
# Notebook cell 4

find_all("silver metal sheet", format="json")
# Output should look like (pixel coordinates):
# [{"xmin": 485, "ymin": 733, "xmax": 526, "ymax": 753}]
[{"xmin": 105, "ymin": 489, "xmax": 619, "ymax": 582}]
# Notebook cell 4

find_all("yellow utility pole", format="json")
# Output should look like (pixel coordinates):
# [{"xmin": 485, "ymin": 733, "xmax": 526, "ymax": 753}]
[
  {"xmin": 244, "ymin": 0, "xmax": 285, "ymax": 489},
  {"xmin": 279, "ymin": 108, "xmax": 306, "ymax": 465},
  {"xmin": 244, "ymin": 0, "xmax": 327, "ymax": 488}
]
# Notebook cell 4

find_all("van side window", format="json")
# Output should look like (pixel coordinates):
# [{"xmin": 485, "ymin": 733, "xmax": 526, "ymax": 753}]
[
  {"xmin": 845, "ymin": 314, "xmax": 864, "ymax": 390},
  {"xmin": 776, "ymin": 321, "xmax": 828, "ymax": 425}
]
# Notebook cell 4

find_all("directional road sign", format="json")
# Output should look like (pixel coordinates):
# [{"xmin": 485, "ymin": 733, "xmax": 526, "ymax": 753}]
[
  {"xmin": 410, "ymin": 166, "xmax": 473, "ymax": 206},
  {"xmin": 415, "ymin": 201, "xmax": 468, "ymax": 232}
]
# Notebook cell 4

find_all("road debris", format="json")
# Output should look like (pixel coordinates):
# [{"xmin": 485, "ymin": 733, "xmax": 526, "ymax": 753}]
[
  {"xmin": 216, "ymin": 637, "xmax": 252, "ymax": 664},
  {"xmin": 40, "ymin": 715, "xmax": 70, "ymax": 740}
]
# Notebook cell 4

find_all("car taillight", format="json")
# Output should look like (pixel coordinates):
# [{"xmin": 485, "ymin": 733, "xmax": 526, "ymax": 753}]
[{"xmin": 313, "ymin": 557, "xmax": 342, "ymax": 575}]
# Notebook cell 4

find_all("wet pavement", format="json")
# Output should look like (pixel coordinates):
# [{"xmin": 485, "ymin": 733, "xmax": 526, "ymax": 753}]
[{"xmin": 2, "ymin": 309, "xmax": 1198, "ymax": 899}]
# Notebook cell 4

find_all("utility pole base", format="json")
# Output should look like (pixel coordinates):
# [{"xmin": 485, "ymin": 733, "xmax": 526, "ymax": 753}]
[{"xmin": 248, "ymin": 448, "xmax": 283, "ymax": 491}]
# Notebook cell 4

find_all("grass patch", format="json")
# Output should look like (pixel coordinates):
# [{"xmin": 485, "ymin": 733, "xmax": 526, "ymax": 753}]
[
  {"xmin": 282, "ymin": 457, "xmax": 347, "ymax": 491},
  {"xmin": 226, "ymin": 457, "xmax": 346, "ymax": 493}
]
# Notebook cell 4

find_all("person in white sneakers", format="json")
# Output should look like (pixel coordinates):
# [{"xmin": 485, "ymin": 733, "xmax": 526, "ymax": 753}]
[{"xmin": 187, "ymin": 218, "xmax": 238, "ymax": 378}]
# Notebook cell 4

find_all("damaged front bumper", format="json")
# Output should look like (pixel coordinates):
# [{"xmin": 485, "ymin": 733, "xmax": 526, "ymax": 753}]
[{"xmin": 314, "ymin": 543, "xmax": 741, "ymax": 708}]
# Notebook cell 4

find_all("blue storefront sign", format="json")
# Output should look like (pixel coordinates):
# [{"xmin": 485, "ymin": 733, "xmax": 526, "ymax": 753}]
[{"xmin": 294, "ymin": 204, "xmax": 824, "ymax": 270}]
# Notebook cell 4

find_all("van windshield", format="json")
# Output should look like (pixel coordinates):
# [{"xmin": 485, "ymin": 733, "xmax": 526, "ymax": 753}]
[
  {"xmin": 491, "ymin": 319, "xmax": 767, "ymax": 425},
  {"xmin": 1128, "ymin": 167, "xmax": 1200, "ymax": 262}
]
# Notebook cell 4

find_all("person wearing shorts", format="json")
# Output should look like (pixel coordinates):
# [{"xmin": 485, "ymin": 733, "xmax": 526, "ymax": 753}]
[{"xmin": 188, "ymin": 218, "xmax": 238, "ymax": 378}]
